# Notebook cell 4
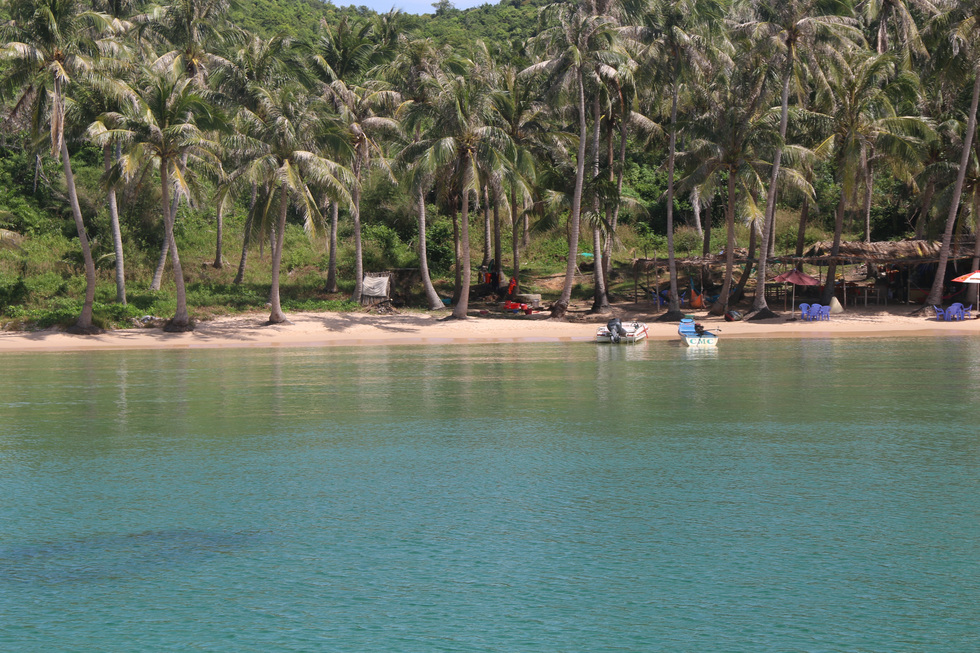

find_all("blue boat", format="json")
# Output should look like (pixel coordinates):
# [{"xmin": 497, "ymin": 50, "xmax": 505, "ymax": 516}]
[{"xmin": 678, "ymin": 317, "xmax": 718, "ymax": 347}]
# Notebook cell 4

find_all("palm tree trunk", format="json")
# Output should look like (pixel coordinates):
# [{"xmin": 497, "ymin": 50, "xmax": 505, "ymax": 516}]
[
  {"xmin": 482, "ymin": 183, "xmax": 492, "ymax": 269},
  {"xmin": 352, "ymin": 161, "xmax": 364, "ymax": 303},
  {"xmin": 862, "ymin": 147, "xmax": 874, "ymax": 243},
  {"xmin": 60, "ymin": 130, "xmax": 97, "ymax": 331},
  {"xmin": 550, "ymin": 66, "xmax": 588, "ymax": 319},
  {"xmin": 795, "ymin": 193, "xmax": 810, "ymax": 258},
  {"xmin": 822, "ymin": 190, "xmax": 848, "ymax": 305},
  {"xmin": 752, "ymin": 61, "xmax": 792, "ymax": 315},
  {"xmin": 664, "ymin": 72, "xmax": 683, "ymax": 318},
  {"xmin": 151, "ymin": 153, "xmax": 186, "ymax": 291},
  {"xmin": 160, "ymin": 158, "xmax": 190, "ymax": 330},
  {"xmin": 492, "ymin": 178, "xmax": 502, "ymax": 285},
  {"xmin": 452, "ymin": 167, "xmax": 473, "ymax": 319},
  {"xmin": 590, "ymin": 94, "xmax": 609, "ymax": 313},
  {"xmin": 914, "ymin": 179, "xmax": 934, "ymax": 239},
  {"xmin": 234, "ymin": 182, "xmax": 258, "ymax": 285},
  {"xmin": 926, "ymin": 71, "xmax": 980, "ymax": 306},
  {"xmin": 213, "ymin": 197, "xmax": 224, "ymax": 268},
  {"xmin": 268, "ymin": 185, "xmax": 290, "ymax": 324},
  {"xmin": 451, "ymin": 200, "xmax": 462, "ymax": 305},
  {"xmin": 709, "ymin": 171, "xmax": 737, "ymax": 316},
  {"xmin": 511, "ymin": 187, "xmax": 521, "ymax": 296},
  {"xmin": 692, "ymin": 188, "xmax": 704, "ymax": 238},
  {"xmin": 417, "ymin": 187, "xmax": 445, "ymax": 310},
  {"xmin": 104, "ymin": 145, "xmax": 126, "ymax": 305},
  {"xmin": 325, "ymin": 200, "xmax": 339, "ymax": 293}
]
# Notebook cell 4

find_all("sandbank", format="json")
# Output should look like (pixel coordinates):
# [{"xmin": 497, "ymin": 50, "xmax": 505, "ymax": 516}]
[{"xmin": 1, "ymin": 303, "xmax": 977, "ymax": 354}]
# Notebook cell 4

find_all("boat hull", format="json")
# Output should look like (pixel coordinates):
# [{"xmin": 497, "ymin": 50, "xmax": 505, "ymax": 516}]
[
  {"xmin": 677, "ymin": 318, "xmax": 719, "ymax": 347},
  {"xmin": 596, "ymin": 322, "xmax": 649, "ymax": 343}
]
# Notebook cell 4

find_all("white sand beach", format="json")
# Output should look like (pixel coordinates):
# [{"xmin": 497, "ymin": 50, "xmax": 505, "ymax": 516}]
[{"xmin": 1, "ymin": 303, "xmax": 977, "ymax": 354}]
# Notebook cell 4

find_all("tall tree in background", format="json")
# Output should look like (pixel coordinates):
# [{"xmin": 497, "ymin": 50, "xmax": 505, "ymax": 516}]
[
  {"xmin": 925, "ymin": 0, "xmax": 980, "ymax": 306},
  {"xmin": 524, "ymin": 3, "xmax": 620, "ymax": 319},
  {"xmin": 0, "ymin": 0, "xmax": 121, "ymax": 332}
]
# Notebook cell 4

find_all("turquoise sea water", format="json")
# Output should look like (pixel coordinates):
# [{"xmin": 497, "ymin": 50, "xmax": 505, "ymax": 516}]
[{"xmin": 1, "ymin": 337, "xmax": 979, "ymax": 652}]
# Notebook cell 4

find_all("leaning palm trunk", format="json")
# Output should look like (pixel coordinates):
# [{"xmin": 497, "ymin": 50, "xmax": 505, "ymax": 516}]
[
  {"xmin": 104, "ymin": 146, "xmax": 126, "ymax": 304},
  {"xmin": 550, "ymin": 66, "xmax": 588, "ymax": 319},
  {"xmin": 151, "ymin": 153, "xmax": 187, "ymax": 291},
  {"xmin": 233, "ymin": 182, "xmax": 258, "ymax": 285},
  {"xmin": 160, "ymin": 159, "xmax": 191, "ymax": 330},
  {"xmin": 60, "ymin": 130, "xmax": 97, "ymax": 331},
  {"xmin": 417, "ymin": 187, "xmax": 445, "ymax": 310},
  {"xmin": 926, "ymin": 70, "xmax": 980, "ymax": 306},
  {"xmin": 268, "ymin": 185, "xmax": 290, "ymax": 324}
]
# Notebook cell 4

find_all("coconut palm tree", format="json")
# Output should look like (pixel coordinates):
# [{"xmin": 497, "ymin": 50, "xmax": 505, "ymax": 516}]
[
  {"xmin": 523, "ymin": 3, "xmax": 622, "ymax": 318},
  {"xmin": 323, "ymin": 79, "xmax": 400, "ymax": 303},
  {"xmin": 681, "ymin": 44, "xmax": 781, "ymax": 316},
  {"xmin": 924, "ymin": 0, "xmax": 980, "ymax": 306},
  {"xmin": 0, "ymin": 0, "xmax": 123, "ymax": 332},
  {"xmin": 628, "ymin": 0, "xmax": 726, "ymax": 319},
  {"xmin": 814, "ymin": 50, "xmax": 932, "ymax": 305},
  {"xmin": 403, "ymin": 72, "xmax": 512, "ymax": 319},
  {"xmin": 91, "ymin": 66, "xmax": 225, "ymax": 329},
  {"xmin": 743, "ymin": 0, "xmax": 863, "ymax": 317},
  {"xmin": 235, "ymin": 84, "xmax": 353, "ymax": 324}
]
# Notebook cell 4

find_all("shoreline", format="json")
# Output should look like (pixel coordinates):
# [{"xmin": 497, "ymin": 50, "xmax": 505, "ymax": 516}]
[{"xmin": 1, "ymin": 304, "xmax": 978, "ymax": 354}]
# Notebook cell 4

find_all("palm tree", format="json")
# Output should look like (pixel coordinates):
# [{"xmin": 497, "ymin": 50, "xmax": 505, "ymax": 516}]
[
  {"xmin": 924, "ymin": 0, "xmax": 980, "ymax": 306},
  {"xmin": 490, "ymin": 66, "xmax": 551, "ymax": 296},
  {"xmin": 404, "ymin": 72, "xmax": 512, "ymax": 319},
  {"xmin": 378, "ymin": 37, "xmax": 452, "ymax": 310},
  {"xmin": 814, "ymin": 50, "xmax": 932, "ymax": 305},
  {"xmin": 0, "ymin": 0, "xmax": 122, "ymax": 332},
  {"xmin": 681, "ymin": 45, "xmax": 780, "ymax": 316},
  {"xmin": 629, "ymin": 0, "xmax": 726, "ymax": 319},
  {"xmin": 523, "ymin": 3, "xmax": 622, "ymax": 319},
  {"xmin": 236, "ymin": 84, "xmax": 353, "ymax": 324},
  {"xmin": 743, "ymin": 0, "xmax": 863, "ymax": 317},
  {"xmin": 323, "ymin": 79, "xmax": 400, "ymax": 303},
  {"xmin": 91, "ymin": 66, "xmax": 224, "ymax": 330}
]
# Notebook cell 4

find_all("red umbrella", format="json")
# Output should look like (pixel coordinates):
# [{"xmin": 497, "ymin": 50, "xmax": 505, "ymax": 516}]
[
  {"xmin": 773, "ymin": 270, "xmax": 820, "ymax": 310},
  {"xmin": 773, "ymin": 270, "xmax": 820, "ymax": 285}
]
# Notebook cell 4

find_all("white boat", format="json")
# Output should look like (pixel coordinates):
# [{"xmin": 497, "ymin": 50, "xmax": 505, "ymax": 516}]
[
  {"xmin": 678, "ymin": 317, "xmax": 718, "ymax": 346},
  {"xmin": 596, "ymin": 318, "xmax": 649, "ymax": 343}
]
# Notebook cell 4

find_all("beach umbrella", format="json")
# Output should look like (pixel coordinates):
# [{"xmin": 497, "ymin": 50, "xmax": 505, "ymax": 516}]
[
  {"xmin": 773, "ymin": 270, "xmax": 820, "ymax": 310},
  {"xmin": 951, "ymin": 271, "xmax": 980, "ymax": 283},
  {"xmin": 952, "ymin": 270, "xmax": 980, "ymax": 307}
]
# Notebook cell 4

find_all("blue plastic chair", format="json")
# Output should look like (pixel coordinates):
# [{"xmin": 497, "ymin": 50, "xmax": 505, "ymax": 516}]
[
  {"xmin": 949, "ymin": 303, "xmax": 964, "ymax": 321},
  {"xmin": 819, "ymin": 305, "xmax": 831, "ymax": 321},
  {"xmin": 963, "ymin": 304, "xmax": 973, "ymax": 319},
  {"xmin": 933, "ymin": 305, "xmax": 946, "ymax": 321},
  {"xmin": 799, "ymin": 303, "xmax": 810, "ymax": 321},
  {"xmin": 808, "ymin": 304, "xmax": 822, "ymax": 321}
]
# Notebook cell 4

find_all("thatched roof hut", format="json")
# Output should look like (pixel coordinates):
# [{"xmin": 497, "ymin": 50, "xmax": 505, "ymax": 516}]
[{"xmin": 799, "ymin": 239, "xmax": 954, "ymax": 263}]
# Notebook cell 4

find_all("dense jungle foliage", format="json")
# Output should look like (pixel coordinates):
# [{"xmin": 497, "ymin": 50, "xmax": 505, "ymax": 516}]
[{"xmin": 1, "ymin": 0, "xmax": 978, "ymax": 330}]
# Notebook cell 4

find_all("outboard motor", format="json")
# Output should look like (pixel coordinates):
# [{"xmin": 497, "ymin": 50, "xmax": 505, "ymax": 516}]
[{"xmin": 607, "ymin": 317, "xmax": 625, "ymax": 343}]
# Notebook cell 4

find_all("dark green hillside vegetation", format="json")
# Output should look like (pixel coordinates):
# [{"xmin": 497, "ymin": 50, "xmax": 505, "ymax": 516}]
[{"xmin": 1, "ymin": 0, "xmax": 979, "ymax": 332}]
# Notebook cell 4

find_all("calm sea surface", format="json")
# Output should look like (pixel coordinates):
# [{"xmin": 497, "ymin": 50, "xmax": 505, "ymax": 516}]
[{"xmin": 1, "ymin": 337, "xmax": 979, "ymax": 652}]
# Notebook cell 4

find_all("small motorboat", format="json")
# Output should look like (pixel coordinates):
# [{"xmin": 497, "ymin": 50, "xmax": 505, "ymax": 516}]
[
  {"xmin": 596, "ymin": 318, "xmax": 649, "ymax": 343},
  {"xmin": 678, "ymin": 317, "xmax": 718, "ymax": 346}
]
